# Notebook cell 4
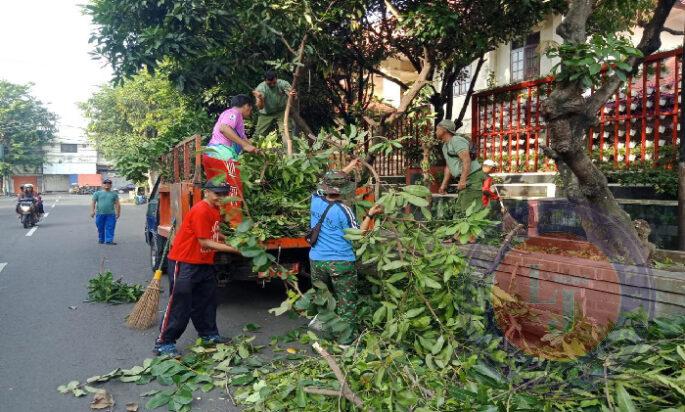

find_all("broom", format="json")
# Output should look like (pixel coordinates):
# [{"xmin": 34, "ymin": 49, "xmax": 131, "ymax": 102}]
[
  {"xmin": 492, "ymin": 185, "xmax": 524, "ymax": 234},
  {"xmin": 127, "ymin": 225, "xmax": 175, "ymax": 330}
]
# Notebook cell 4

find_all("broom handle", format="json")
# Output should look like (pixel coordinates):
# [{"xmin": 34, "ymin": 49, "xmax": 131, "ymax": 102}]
[
  {"xmin": 492, "ymin": 185, "xmax": 507, "ymax": 211},
  {"xmin": 153, "ymin": 220, "xmax": 176, "ymax": 279}
]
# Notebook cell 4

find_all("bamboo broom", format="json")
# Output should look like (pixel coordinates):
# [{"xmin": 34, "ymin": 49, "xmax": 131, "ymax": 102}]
[{"xmin": 127, "ymin": 225, "xmax": 175, "ymax": 330}]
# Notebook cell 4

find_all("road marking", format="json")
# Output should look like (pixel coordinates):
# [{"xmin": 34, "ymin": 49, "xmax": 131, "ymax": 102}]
[
  {"xmin": 0, "ymin": 263, "xmax": 6, "ymax": 274},
  {"xmin": 43, "ymin": 212, "xmax": 49, "ymax": 218},
  {"xmin": 51, "ymin": 203, "xmax": 56, "ymax": 208},
  {"xmin": 26, "ymin": 227, "xmax": 38, "ymax": 237}
]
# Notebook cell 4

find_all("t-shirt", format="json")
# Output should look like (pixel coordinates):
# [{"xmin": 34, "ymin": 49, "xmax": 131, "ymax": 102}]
[
  {"xmin": 92, "ymin": 190, "xmax": 119, "ymax": 215},
  {"xmin": 442, "ymin": 134, "xmax": 481, "ymax": 178},
  {"xmin": 309, "ymin": 195, "xmax": 359, "ymax": 262},
  {"xmin": 255, "ymin": 79, "xmax": 291, "ymax": 115},
  {"xmin": 168, "ymin": 200, "xmax": 221, "ymax": 265},
  {"xmin": 209, "ymin": 108, "xmax": 247, "ymax": 159}
]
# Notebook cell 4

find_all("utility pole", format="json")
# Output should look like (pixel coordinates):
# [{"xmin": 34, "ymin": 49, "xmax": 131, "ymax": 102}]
[{"xmin": 680, "ymin": 30, "xmax": 685, "ymax": 250}]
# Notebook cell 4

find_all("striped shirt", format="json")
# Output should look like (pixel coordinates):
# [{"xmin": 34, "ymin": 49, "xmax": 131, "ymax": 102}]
[{"xmin": 309, "ymin": 194, "xmax": 359, "ymax": 261}]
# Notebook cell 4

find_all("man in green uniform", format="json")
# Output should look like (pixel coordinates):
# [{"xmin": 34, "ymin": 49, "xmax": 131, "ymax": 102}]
[
  {"xmin": 436, "ymin": 119, "xmax": 485, "ymax": 212},
  {"xmin": 90, "ymin": 178, "xmax": 121, "ymax": 244},
  {"xmin": 252, "ymin": 70, "xmax": 295, "ymax": 141}
]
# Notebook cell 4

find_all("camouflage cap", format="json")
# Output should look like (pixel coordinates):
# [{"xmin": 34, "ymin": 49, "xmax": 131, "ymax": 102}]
[
  {"xmin": 318, "ymin": 171, "xmax": 355, "ymax": 195},
  {"xmin": 436, "ymin": 119, "xmax": 457, "ymax": 134}
]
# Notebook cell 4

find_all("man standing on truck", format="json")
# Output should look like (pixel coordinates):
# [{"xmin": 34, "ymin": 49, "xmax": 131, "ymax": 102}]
[
  {"xmin": 436, "ymin": 119, "xmax": 483, "ymax": 212},
  {"xmin": 155, "ymin": 182, "xmax": 240, "ymax": 357},
  {"xmin": 202, "ymin": 94, "xmax": 256, "ymax": 225},
  {"xmin": 308, "ymin": 159, "xmax": 383, "ymax": 344},
  {"xmin": 252, "ymin": 70, "xmax": 296, "ymax": 141},
  {"xmin": 90, "ymin": 178, "xmax": 120, "ymax": 245}
]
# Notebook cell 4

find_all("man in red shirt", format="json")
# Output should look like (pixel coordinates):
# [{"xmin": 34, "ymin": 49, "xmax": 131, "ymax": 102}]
[{"xmin": 155, "ymin": 182, "xmax": 239, "ymax": 356}]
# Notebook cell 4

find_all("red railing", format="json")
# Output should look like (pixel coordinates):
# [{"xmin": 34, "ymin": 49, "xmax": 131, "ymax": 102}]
[
  {"xmin": 366, "ymin": 117, "xmax": 434, "ymax": 177},
  {"xmin": 471, "ymin": 48, "xmax": 682, "ymax": 172}
]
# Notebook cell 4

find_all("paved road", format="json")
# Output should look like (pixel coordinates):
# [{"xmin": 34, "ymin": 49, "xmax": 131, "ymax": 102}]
[{"xmin": 0, "ymin": 194, "xmax": 303, "ymax": 411}]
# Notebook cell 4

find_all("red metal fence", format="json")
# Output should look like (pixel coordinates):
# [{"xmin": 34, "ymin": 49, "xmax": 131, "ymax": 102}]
[
  {"xmin": 471, "ymin": 48, "xmax": 682, "ymax": 172},
  {"xmin": 366, "ymin": 118, "xmax": 433, "ymax": 176}
]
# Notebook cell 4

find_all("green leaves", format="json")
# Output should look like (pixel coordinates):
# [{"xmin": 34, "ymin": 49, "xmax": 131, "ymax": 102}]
[
  {"xmin": 546, "ymin": 33, "xmax": 642, "ymax": 90},
  {"xmin": 87, "ymin": 272, "xmax": 143, "ymax": 304}
]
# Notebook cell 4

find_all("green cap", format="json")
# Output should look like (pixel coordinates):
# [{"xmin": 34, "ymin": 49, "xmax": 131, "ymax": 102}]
[
  {"xmin": 436, "ymin": 119, "xmax": 457, "ymax": 134},
  {"xmin": 318, "ymin": 171, "xmax": 355, "ymax": 195}
]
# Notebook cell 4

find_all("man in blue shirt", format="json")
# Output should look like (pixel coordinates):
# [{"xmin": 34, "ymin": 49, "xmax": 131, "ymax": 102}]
[{"xmin": 309, "ymin": 159, "xmax": 382, "ymax": 343}]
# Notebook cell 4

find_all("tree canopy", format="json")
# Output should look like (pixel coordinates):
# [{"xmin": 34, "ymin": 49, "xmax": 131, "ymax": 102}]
[
  {"xmin": 81, "ymin": 70, "xmax": 212, "ymax": 182},
  {"xmin": 85, "ymin": 0, "xmax": 565, "ymax": 130},
  {"xmin": 0, "ymin": 80, "xmax": 57, "ymax": 190}
]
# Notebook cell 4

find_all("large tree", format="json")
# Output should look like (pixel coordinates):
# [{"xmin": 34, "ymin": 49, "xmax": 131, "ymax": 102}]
[
  {"xmin": 81, "ymin": 70, "xmax": 212, "ymax": 182},
  {"xmin": 541, "ymin": 0, "xmax": 676, "ymax": 264},
  {"xmin": 0, "ymin": 80, "xmax": 57, "ymax": 192}
]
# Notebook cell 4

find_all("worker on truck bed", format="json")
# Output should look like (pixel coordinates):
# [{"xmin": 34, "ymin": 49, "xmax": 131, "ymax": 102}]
[
  {"xmin": 252, "ymin": 70, "xmax": 296, "ymax": 142},
  {"xmin": 308, "ymin": 159, "xmax": 383, "ymax": 345},
  {"xmin": 436, "ymin": 119, "xmax": 484, "ymax": 212},
  {"xmin": 155, "ymin": 182, "xmax": 239, "ymax": 357},
  {"xmin": 202, "ymin": 94, "xmax": 256, "ymax": 225}
]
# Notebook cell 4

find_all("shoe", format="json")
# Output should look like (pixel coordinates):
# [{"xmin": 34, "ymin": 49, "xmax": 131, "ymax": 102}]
[
  {"xmin": 155, "ymin": 343, "xmax": 179, "ymax": 357},
  {"xmin": 308, "ymin": 314, "xmax": 323, "ymax": 332},
  {"xmin": 98, "ymin": 241, "xmax": 104, "ymax": 244},
  {"xmin": 105, "ymin": 242, "xmax": 117, "ymax": 245},
  {"xmin": 200, "ymin": 335, "xmax": 230, "ymax": 345}
]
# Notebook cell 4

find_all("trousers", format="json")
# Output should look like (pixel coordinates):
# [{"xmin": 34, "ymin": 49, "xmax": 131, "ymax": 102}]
[
  {"xmin": 310, "ymin": 260, "xmax": 358, "ymax": 329},
  {"xmin": 157, "ymin": 259, "xmax": 219, "ymax": 344},
  {"xmin": 95, "ymin": 214, "xmax": 116, "ymax": 243}
]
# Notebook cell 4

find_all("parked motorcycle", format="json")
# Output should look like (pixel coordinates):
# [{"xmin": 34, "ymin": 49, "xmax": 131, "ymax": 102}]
[{"xmin": 16, "ymin": 197, "xmax": 39, "ymax": 228}]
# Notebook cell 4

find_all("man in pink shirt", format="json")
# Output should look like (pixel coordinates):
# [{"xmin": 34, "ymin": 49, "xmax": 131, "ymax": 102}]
[{"xmin": 202, "ymin": 94, "xmax": 256, "ymax": 225}]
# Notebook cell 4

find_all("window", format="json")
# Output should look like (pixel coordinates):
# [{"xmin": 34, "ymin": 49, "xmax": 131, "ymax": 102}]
[
  {"xmin": 453, "ymin": 66, "xmax": 472, "ymax": 96},
  {"xmin": 60, "ymin": 144, "xmax": 77, "ymax": 153},
  {"xmin": 511, "ymin": 32, "xmax": 540, "ymax": 82}
]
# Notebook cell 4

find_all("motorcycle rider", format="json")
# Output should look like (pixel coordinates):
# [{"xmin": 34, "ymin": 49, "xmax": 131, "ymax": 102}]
[{"xmin": 22, "ymin": 184, "xmax": 44, "ymax": 216}]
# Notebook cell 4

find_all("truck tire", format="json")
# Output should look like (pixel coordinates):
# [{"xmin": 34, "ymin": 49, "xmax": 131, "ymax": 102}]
[{"xmin": 150, "ymin": 233, "xmax": 167, "ymax": 273}]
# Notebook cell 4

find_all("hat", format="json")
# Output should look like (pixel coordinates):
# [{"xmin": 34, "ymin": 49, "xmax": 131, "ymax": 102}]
[
  {"xmin": 436, "ymin": 119, "xmax": 457, "ymax": 134},
  {"xmin": 483, "ymin": 159, "xmax": 497, "ymax": 167},
  {"xmin": 318, "ymin": 171, "xmax": 355, "ymax": 195},
  {"xmin": 103, "ymin": 179, "xmax": 112, "ymax": 184},
  {"xmin": 203, "ymin": 182, "xmax": 232, "ymax": 193}
]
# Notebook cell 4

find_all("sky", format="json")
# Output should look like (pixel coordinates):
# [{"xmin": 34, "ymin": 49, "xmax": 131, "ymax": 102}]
[{"xmin": 0, "ymin": 0, "xmax": 112, "ymax": 140}]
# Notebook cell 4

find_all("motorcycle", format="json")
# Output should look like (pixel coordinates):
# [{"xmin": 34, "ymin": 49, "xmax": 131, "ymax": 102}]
[{"xmin": 16, "ymin": 197, "xmax": 39, "ymax": 228}]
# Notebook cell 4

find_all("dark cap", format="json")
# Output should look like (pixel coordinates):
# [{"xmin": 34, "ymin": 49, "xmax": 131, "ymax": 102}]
[
  {"xmin": 203, "ymin": 182, "xmax": 232, "ymax": 193},
  {"xmin": 103, "ymin": 179, "xmax": 112, "ymax": 184}
]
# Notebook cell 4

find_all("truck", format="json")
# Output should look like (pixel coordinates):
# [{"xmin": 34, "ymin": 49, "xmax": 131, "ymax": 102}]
[{"xmin": 144, "ymin": 135, "xmax": 310, "ymax": 283}]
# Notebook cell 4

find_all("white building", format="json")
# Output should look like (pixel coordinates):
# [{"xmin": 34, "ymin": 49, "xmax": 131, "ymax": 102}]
[{"xmin": 42, "ymin": 131, "xmax": 98, "ymax": 192}]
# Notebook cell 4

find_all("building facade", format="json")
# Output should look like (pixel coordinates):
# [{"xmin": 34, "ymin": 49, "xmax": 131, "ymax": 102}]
[{"xmin": 41, "ymin": 132, "xmax": 98, "ymax": 192}]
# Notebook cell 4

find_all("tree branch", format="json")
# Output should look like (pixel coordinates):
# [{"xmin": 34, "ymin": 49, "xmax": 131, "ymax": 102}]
[
  {"xmin": 283, "ymin": 34, "xmax": 308, "ymax": 156},
  {"xmin": 662, "ymin": 26, "xmax": 684, "ymax": 36},
  {"xmin": 311, "ymin": 342, "xmax": 368, "ymax": 410},
  {"xmin": 383, "ymin": 47, "xmax": 434, "ymax": 127},
  {"xmin": 455, "ymin": 54, "xmax": 486, "ymax": 128},
  {"xmin": 586, "ymin": 0, "xmax": 677, "ymax": 114},
  {"xmin": 369, "ymin": 67, "xmax": 409, "ymax": 90}
]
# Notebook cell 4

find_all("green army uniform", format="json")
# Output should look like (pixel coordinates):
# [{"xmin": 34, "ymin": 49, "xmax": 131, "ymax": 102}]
[
  {"xmin": 254, "ymin": 79, "xmax": 294, "ymax": 139},
  {"xmin": 442, "ymin": 134, "xmax": 483, "ymax": 211},
  {"xmin": 310, "ymin": 260, "xmax": 358, "ymax": 341}
]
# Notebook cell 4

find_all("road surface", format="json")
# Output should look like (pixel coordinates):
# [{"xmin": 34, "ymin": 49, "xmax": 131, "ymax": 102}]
[{"xmin": 0, "ymin": 194, "xmax": 304, "ymax": 411}]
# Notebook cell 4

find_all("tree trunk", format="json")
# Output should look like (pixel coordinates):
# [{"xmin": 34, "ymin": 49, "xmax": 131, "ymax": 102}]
[{"xmin": 543, "ymin": 87, "xmax": 652, "ymax": 265}]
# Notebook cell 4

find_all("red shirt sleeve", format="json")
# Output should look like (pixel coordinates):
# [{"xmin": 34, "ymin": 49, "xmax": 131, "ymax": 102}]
[{"xmin": 190, "ymin": 203, "xmax": 218, "ymax": 239}]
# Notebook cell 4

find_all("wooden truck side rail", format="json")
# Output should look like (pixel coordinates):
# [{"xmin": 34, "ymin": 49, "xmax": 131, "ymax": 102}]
[{"xmin": 156, "ymin": 135, "xmax": 310, "ymax": 251}]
